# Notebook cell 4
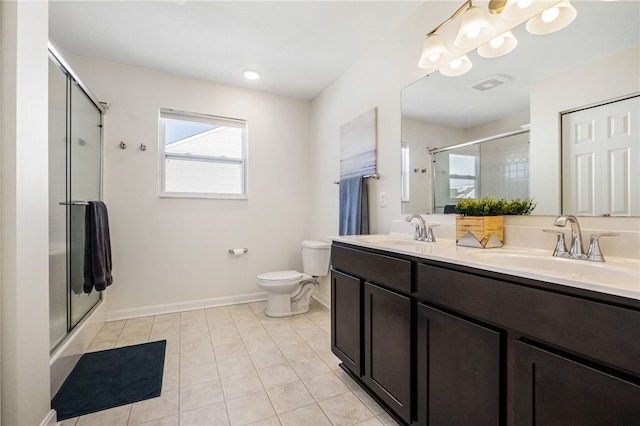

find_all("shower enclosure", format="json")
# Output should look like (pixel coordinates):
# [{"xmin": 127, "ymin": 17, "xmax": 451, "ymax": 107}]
[{"xmin": 48, "ymin": 46, "xmax": 106, "ymax": 351}]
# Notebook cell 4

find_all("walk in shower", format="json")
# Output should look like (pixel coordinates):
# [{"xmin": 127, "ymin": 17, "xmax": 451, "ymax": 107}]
[{"xmin": 48, "ymin": 46, "xmax": 106, "ymax": 352}]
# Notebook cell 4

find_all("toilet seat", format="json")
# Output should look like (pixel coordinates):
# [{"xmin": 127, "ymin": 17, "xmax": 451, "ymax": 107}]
[
  {"xmin": 257, "ymin": 270, "xmax": 303, "ymax": 288},
  {"xmin": 258, "ymin": 270, "xmax": 302, "ymax": 282}
]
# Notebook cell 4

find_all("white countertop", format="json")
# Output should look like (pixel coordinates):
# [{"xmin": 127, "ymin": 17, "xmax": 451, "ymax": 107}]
[{"xmin": 331, "ymin": 234, "xmax": 640, "ymax": 302}]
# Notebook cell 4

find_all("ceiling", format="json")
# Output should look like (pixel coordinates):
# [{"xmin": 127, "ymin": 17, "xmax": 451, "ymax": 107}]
[
  {"xmin": 49, "ymin": 0, "xmax": 425, "ymax": 100},
  {"xmin": 401, "ymin": 1, "xmax": 640, "ymax": 129}
]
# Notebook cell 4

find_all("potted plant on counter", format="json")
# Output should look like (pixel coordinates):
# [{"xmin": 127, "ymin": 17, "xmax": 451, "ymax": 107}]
[{"xmin": 455, "ymin": 197, "xmax": 536, "ymax": 248}]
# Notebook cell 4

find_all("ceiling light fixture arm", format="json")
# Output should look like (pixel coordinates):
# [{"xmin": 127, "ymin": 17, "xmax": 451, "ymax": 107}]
[{"xmin": 427, "ymin": 0, "xmax": 472, "ymax": 36}]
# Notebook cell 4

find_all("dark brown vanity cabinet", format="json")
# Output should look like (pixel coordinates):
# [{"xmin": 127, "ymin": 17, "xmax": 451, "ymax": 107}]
[
  {"xmin": 331, "ymin": 242, "xmax": 640, "ymax": 426},
  {"xmin": 417, "ymin": 261, "xmax": 640, "ymax": 426},
  {"xmin": 416, "ymin": 304, "xmax": 502, "ymax": 426},
  {"xmin": 330, "ymin": 244, "xmax": 413, "ymax": 424}
]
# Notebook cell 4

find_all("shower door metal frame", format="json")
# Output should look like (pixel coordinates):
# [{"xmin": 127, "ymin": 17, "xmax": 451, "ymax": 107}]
[{"xmin": 49, "ymin": 42, "xmax": 106, "ymax": 352}]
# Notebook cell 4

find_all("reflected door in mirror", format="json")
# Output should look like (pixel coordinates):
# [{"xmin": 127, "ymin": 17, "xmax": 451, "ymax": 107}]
[{"xmin": 562, "ymin": 95, "xmax": 640, "ymax": 216}]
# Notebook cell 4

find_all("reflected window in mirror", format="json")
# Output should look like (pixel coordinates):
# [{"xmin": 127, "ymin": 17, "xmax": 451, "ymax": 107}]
[
  {"xmin": 449, "ymin": 153, "xmax": 478, "ymax": 199},
  {"xmin": 401, "ymin": 143, "xmax": 410, "ymax": 203},
  {"xmin": 432, "ymin": 131, "xmax": 530, "ymax": 214}
]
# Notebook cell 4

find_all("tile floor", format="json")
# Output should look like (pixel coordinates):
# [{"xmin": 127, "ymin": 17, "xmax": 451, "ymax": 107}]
[{"xmin": 59, "ymin": 300, "xmax": 400, "ymax": 426}]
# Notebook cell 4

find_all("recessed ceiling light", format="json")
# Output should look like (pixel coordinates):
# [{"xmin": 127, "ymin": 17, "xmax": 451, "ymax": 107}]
[{"xmin": 243, "ymin": 70, "xmax": 261, "ymax": 80}]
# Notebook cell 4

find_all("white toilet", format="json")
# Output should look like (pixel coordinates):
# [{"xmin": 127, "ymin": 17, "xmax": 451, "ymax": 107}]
[{"xmin": 257, "ymin": 240, "xmax": 331, "ymax": 317}]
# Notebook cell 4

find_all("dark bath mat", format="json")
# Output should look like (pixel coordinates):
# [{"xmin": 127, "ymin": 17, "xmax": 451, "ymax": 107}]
[{"xmin": 52, "ymin": 340, "xmax": 166, "ymax": 421}]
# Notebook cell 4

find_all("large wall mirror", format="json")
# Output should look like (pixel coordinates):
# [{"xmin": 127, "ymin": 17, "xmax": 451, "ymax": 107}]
[{"xmin": 401, "ymin": 1, "xmax": 639, "ymax": 216}]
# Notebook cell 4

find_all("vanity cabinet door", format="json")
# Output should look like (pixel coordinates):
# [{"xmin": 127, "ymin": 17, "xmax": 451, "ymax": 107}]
[
  {"xmin": 331, "ymin": 269, "xmax": 362, "ymax": 376},
  {"xmin": 363, "ymin": 282, "xmax": 412, "ymax": 424},
  {"xmin": 416, "ymin": 303, "xmax": 502, "ymax": 426},
  {"xmin": 514, "ymin": 341, "xmax": 640, "ymax": 426}
]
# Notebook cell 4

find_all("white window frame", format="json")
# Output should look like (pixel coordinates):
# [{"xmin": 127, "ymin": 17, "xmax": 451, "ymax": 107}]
[{"xmin": 159, "ymin": 108, "xmax": 248, "ymax": 199}]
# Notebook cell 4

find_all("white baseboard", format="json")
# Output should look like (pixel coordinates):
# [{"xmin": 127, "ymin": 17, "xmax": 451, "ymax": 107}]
[
  {"xmin": 40, "ymin": 409, "xmax": 57, "ymax": 426},
  {"xmin": 312, "ymin": 292, "xmax": 330, "ymax": 309},
  {"xmin": 106, "ymin": 291, "xmax": 268, "ymax": 321}
]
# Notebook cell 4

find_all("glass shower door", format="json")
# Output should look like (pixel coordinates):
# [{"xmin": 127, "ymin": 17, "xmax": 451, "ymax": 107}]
[
  {"xmin": 49, "ymin": 60, "xmax": 69, "ymax": 349},
  {"xmin": 68, "ymin": 81, "xmax": 102, "ymax": 328}
]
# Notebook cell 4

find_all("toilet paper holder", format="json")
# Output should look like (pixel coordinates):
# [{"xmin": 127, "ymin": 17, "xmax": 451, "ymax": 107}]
[{"xmin": 228, "ymin": 248, "xmax": 248, "ymax": 255}]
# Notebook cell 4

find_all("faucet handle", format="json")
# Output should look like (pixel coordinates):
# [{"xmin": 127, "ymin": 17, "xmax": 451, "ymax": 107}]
[
  {"xmin": 543, "ymin": 229, "xmax": 569, "ymax": 257},
  {"xmin": 407, "ymin": 222, "xmax": 422, "ymax": 241},
  {"xmin": 586, "ymin": 232, "xmax": 619, "ymax": 262},
  {"xmin": 425, "ymin": 224, "xmax": 439, "ymax": 242}
]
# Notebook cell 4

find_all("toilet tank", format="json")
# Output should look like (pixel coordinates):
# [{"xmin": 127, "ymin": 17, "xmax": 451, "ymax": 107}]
[{"xmin": 301, "ymin": 240, "xmax": 331, "ymax": 276}]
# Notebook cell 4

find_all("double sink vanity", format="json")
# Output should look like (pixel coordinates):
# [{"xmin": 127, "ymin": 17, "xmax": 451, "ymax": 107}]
[{"xmin": 330, "ymin": 227, "xmax": 640, "ymax": 425}]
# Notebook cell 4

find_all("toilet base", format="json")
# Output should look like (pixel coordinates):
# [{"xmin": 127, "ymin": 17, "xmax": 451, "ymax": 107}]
[{"xmin": 265, "ymin": 279, "xmax": 317, "ymax": 317}]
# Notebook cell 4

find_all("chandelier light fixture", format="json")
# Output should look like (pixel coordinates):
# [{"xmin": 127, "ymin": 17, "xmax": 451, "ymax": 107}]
[{"xmin": 418, "ymin": 0, "xmax": 578, "ymax": 76}]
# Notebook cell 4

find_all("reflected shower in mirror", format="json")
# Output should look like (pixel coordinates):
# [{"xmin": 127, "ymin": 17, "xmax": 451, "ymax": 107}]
[
  {"xmin": 401, "ymin": 1, "xmax": 640, "ymax": 216},
  {"xmin": 428, "ymin": 129, "xmax": 529, "ymax": 214}
]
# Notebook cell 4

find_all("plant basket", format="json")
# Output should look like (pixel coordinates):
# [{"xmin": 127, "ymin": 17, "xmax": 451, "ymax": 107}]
[{"xmin": 455, "ymin": 215, "xmax": 504, "ymax": 248}]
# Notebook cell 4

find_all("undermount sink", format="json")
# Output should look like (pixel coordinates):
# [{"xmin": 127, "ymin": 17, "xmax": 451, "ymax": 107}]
[{"xmin": 464, "ymin": 250, "xmax": 640, "ymax": 290}]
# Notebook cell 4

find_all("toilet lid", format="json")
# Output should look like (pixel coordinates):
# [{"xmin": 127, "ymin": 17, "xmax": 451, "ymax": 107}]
[{"xmin": 258, "ymin": 270, "xmax": 302, "ymax": 282}]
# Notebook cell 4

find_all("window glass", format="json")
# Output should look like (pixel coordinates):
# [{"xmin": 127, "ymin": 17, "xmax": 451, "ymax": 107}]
[
  {"xmin": 160, "ymin": 109, "xmax": 247, "ymax": 198},
  {"xmin": 449, "ymin": 153, "xmax": 477, "ymax": 199}
]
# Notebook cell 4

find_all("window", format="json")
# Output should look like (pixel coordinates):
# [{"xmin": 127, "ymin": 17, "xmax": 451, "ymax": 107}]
[
  {"xmin": 448, "ymin": 153, "xmax": 477, "ymax": 199},
  {"xmin": 159, "ymin": 109, "xmax": 247, "ymax": 198},
  {"xmin": 401, "ymin": 143, "xmax": 410, "ymax": 202}
]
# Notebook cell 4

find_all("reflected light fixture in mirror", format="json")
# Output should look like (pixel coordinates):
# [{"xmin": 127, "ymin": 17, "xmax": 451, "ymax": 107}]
[
  {"xmin": 477, "ymin": 31, "xmax": 518, "ymax": 58},
  {"xmin": 418, "ymin": 0, "xmax": 578, "ymax": 76},
  {"xmin": 440, "ymin": 55, "xmax": 473, "ymax": 76}
]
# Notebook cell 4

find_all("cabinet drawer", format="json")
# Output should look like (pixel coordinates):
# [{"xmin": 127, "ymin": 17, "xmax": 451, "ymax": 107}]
[
  {"xmin": 332, "ymin": 245, "xmax": 411, "ymax": 294},
  {"xmin": 416, "ymin": 263, "xmax": 640, "ymax": 376}
]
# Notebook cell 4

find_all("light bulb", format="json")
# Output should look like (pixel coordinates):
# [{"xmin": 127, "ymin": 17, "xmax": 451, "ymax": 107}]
[
  {"xmin": 490, "ymin": 36, "xmax": 505, "ymax": 48},
  {"xmin": 449, "ymin": 59, "xmax": 462, "ymax": 69},
  {"xmin": 428, "ymin": 53, "xmax": 441, "ymax": 62},
  {"xmin": 517, "ymin": 0, "xmax": 533, "ymax": 8},
  {"xmin": 541, "ymin": 7, "xmax": 560, "ymax": 23},
  {"xmin": 466, "ymin": 28, "xmax": 481, "ymax": 39}
]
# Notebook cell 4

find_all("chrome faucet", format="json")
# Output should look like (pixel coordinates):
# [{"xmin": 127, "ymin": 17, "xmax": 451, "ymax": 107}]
[
  {"xmin": 405, "ymin": 214, "xmax": 426, "ymax": 241},
  {"xmin": 551, "ymin": 215, "xmax": 618, "ymax": 262},
  {"xmin": 404, "ymin": 214, "xmax": 439, "ymax": 242},
  {"xmin": 553, "ymin": 215, "xmax": 586, "ymax": 259}
]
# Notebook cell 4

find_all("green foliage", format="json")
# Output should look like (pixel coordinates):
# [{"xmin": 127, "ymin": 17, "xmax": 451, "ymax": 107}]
[{"xmin": 455, "ymin": 197, "xmax": 536, "ymax": 216}]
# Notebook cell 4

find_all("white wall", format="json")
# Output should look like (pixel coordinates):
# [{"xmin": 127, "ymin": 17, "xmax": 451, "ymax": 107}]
[
  {"xmin": 1, "ymin": 1, "xmax": 52, "ymax": 425},
  {"xmin": 530, "ymin": 46, "xmax": 640, "ymax": 215},
  {"xmin": 64, "ymin": 56, "xmax": 313, "ymax": 319}
]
